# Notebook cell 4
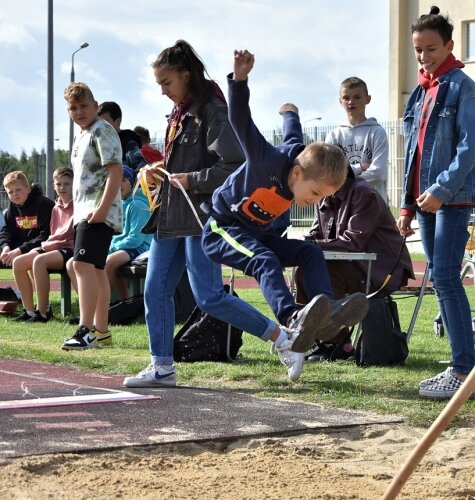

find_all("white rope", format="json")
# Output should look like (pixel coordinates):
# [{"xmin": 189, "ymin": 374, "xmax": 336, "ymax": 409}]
[{"xmin": 155, "ymin": 166, "xmax": 204, "ymax": 229}]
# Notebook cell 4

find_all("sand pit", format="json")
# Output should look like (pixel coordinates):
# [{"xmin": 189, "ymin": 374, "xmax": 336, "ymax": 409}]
[{"xmin": 0, "ymin": 423, "xmax": 473, "ymax": 499}]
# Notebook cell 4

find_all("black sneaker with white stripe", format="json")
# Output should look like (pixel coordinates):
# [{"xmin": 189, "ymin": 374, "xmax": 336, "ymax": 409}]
[{"xmin": 61, "ymin": 325, "xmax": 99, "ymax": 351}]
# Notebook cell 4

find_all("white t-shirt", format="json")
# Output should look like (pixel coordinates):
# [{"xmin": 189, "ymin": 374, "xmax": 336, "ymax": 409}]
[{"xmin": 71, "ymin": 118, "xmax": 123, "ymax": 233}]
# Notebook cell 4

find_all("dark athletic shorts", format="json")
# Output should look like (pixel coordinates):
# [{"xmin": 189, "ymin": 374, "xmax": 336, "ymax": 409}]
[
  {"xmin": 57, "ymin": 248, "xmax": 74, "ymax": 266},
  {"xmin": 73, "ymin": 221, "xmax": 114, "ymax": 269},
  {"xmin": 35, "ymin": 248, "xmax": 74, "ymax": 269}
]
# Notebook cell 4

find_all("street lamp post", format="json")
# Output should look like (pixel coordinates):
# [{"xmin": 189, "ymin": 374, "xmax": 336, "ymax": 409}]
[
  {"xmin": 304, "ymin": 117, "xmax": 323, "ymax": 141},
  {"xmin": 304, "ymin": 117, "xmax": 322, "ymax": 124},
  {"xmin": 68, "ymin": 42, "xmax": 90, "ymax": 156}
]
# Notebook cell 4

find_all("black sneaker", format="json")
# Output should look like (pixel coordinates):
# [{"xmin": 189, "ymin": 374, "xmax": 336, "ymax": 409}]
[
  {"xmin": 15, "ymin": 309, "xmax": 35, "ymax": 322},
  {"xmin": 68, "ymin": 316, "xmax": 80, "ymax": 325},
  {"xmin": 61, "ymin": 326, "xmax": 99, "ymax": 351},
  {"xmin": 27, "ymin": 308, "xmax": 53, "ymax": 323},
  {"xmin": 306, "ymin": 342, "xmax": 355, "ymax": 362}
]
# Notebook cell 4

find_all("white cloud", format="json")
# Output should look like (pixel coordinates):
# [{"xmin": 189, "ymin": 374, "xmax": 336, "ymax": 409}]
[
  {"xmin": 0, "ymin": 0, "xmax": 389, "ymax": 157},
  {"xmin": 0, "ymin": 22, "xmax": 37, "ymax": 50}
]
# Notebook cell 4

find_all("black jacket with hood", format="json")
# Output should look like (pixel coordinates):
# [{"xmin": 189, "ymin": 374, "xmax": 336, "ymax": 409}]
[{"xmin": 0, "ymin": 184, "xmax": 54, "ymax": 254}]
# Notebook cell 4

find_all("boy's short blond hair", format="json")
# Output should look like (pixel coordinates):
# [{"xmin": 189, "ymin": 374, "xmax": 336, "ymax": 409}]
[
  {"xmin": 340, "ymin": 76, "xmax": 368, "ymax": 95},
  {"xmin": 296, "ymin": 142, "xmax": 348, "ymax": 189},
  {"xmin": 53, "ymin": 167, "xmax": 74, "ymax": 180},
  {"xmin": 3, "ymin": 170, "xmax": 30, "ymax": 189},
  {"xmin": 64, "ymin": 82, "xmax": 95, "ymax": 103}
]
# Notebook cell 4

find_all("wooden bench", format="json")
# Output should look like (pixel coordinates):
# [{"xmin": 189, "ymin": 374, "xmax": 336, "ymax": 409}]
[
  {"xmin": 115, "ymin": 264, "xmax": 147, "ymax": 296},
  {"xmin": 51, "ymin": 270, "xmax": 72, "ymax": 317},
  {"xmin": 56, "ymin": 266, "xmax": 146, "ymax": 317}
]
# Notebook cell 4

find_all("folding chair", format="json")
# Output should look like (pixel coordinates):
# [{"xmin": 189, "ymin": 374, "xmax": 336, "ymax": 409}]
[{"xmin": 392, "ymin": 263, "xmax": 433, "ymax": 341}]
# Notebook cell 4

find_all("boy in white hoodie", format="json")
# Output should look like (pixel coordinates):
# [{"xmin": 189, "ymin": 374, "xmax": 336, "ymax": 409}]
[{"xmin": 325, "ymin": 77, "xmax": 389, "ymax": 202}]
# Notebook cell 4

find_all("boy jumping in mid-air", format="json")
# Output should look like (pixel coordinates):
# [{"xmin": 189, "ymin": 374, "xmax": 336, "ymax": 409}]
[{"xmin": 202, "ymin": 50, "xmax": 369, "ymax": 371}]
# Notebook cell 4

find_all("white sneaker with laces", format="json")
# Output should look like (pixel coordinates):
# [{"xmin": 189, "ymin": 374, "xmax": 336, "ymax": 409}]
[
  {"xmin": 276, "ymin": 329, "xmax": 304, "ymax": 382},
  {"xmin": 123, "ymin": 364, "xmax": 177, "ymax": 388}
]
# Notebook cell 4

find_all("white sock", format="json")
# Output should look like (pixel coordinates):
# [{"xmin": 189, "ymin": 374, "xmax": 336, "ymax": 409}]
[
  {"xmin": 26, "ymin": 310, "xmax": 35, "ymax": 317},
  {"xmin": 160, "ymin": 364, "xmax": 174, "ymax": 372},
  {"xmin": 273, "ymin": 328, "xmax": 289, "ymax": 348}
]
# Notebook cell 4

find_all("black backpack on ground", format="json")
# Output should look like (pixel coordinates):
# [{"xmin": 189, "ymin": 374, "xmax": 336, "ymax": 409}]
[
  {"xmin": 173, "ymin": 285, "xmax": 243, "ymax": 362},
  {"xmin": 108, "ymin": 295, "xmax": 145, "ymax": 325},
  {"xmin": 354, "ymin": 295, "xmax": 409, "ymax": 366}
]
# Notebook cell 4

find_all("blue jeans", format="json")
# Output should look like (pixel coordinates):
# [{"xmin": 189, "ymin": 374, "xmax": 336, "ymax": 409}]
[
  {"xmin": 202, "ymin": 219, "xmax": 333, "ymax": 324},
  {"xmin": 417, "ymin": 205, "xmax": 475, "ymax": 374},
  {"xmin": 144, "ymin": 235, "xmax": 277, "ymax": 366}
]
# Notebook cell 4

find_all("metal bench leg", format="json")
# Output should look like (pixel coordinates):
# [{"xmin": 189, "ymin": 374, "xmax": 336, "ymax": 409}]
[
  {"xmin": 60, "ymin": 273, "xmax": 72, "ymax": 316},
  {"xmin": 406, "ymin": 263, "xmax": 430, "ymax": 341}
]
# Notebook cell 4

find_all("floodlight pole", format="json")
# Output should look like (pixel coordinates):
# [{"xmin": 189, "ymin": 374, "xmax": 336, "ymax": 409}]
[{"xmin": 68, "ymin": 42, "xmax": 90, "ymax": 157}]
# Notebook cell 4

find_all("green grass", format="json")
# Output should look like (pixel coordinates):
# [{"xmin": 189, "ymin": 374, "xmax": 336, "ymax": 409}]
[{"xmin": 0, "ymin": 270, "xmax": 474, "ymax": 429}]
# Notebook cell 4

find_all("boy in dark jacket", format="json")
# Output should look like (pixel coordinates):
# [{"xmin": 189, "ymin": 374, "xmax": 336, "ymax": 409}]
[
  {"xmin": 202, "ymin": 50, "xmax": 369, "ymax": 363},
  {"xmin": 0, "ymin": 171, "xmax": 54, "ymax": 266}
]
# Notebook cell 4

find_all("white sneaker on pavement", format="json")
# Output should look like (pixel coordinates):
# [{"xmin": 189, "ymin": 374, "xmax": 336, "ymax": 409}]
[{"xmin": 123, "ymin": 364, "xmax": 177, "ymax": 388}]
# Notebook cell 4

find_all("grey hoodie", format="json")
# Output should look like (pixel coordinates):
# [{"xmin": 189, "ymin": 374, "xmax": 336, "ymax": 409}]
[{"xmin": 325, "ymin": 117, "xmax": 388, "ymax": 201}]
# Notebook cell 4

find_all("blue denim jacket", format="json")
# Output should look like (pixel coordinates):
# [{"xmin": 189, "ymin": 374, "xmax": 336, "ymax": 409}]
[{"xmin": 401, "ymin": 68, "xmax": 475, "ymax": 210}]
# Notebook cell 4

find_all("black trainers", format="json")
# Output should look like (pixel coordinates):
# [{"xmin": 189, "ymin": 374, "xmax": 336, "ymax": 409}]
[
  {"xmin": 288, "ymin": 294, "xmax": 331, "ymax": 353},
  {"xmin": 306, "ymin": 342, "xmax": 355, "ymax": 362},
  {"xmin": 68, "ymin": 316, "xmax": 80, "ymax": 325},
  {"xmin": 61, "ymin": 326, "xmax": 99, "ymax": 351},
  {"xmin": 27, "ymin": 307, "xmax": 53, "ymax": 323},
  {"xmin": 15, "ymin": 309, "xmax": 35, "ymax": 322},
  {"xmin": 316, "ymin": 293, "xmax": 369, "ymax": 342}
]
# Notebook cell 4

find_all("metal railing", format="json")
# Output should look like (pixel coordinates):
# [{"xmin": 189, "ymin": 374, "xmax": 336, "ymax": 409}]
[{"xmin": 262, "ymin": 120, "xmax": 404, "ymax": 226}]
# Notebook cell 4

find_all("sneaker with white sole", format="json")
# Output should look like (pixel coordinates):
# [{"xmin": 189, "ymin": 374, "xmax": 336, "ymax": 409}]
[
  {"xmin": 288, "ymin": 294, "xmax": 331, "ymax": 353},
  {"xmin": 316, "ymin": 293, "xmax": 369, "ymax": 342},
  {"xmin": 61, "ymin": 326, "xmax": 99, "ymax": 351},
  {"xmin": 276, "ymin": 328, "xmax": 305, "ymax": 382},
  {"xmin": 419, "ymin": 367, "xmax": 453, "ymax": 389},
  {"xmin": 419, "ymin": 369, "xmax": 473, "ymax": 399},
  {"xmin": 123, "ymin": 364, "xmax": 177, "ymax": 388}
]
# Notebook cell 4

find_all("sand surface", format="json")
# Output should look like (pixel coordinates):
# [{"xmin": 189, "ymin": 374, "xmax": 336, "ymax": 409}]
[{"xmin": 0, "ymin": 423, "xmax": 473, "ymax": 499}]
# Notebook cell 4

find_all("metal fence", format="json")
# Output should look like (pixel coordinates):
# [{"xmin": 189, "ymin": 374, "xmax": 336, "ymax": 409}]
[
  {"xmin": 2, "ymin": 120, "xmax": 404, "ymax": 222},
  {"xmin": 261, "ymin": 120, "xmax": 404, "ymax": 226}
]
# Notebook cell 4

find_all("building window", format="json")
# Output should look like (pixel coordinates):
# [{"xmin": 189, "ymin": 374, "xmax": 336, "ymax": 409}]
[{"xmin": 465, "ymin": 21, "xmax": 475, "ymax": 61}]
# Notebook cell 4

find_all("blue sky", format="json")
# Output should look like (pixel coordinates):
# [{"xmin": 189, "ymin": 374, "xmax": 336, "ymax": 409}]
[{"xmin": 0, "ymin": 0, "xmax": 389, "ymax": 157}]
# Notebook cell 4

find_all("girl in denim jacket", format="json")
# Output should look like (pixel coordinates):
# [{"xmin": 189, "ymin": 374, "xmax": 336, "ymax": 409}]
[{"xmin": 397, "ymin": 6, "xmax": 475, "ymax": 398}]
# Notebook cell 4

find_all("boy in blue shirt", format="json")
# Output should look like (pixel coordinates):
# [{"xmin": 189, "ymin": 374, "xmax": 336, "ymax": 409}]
[
  {"xmin": 202, "ymin": 50, "xmax": 369, "ymax": 357},
  {"xmin": 105, "ymin": 164, "xmax": 152, "ymax": 299}
]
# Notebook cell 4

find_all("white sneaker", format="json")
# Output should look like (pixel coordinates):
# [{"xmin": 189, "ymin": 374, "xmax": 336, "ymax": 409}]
[
  {"xmin": 123, "ymin": 364, "xmax": 177, "ymax": 388},
  {"xmin": 276, "ymin": 329, "xmax": 304, "ymax": 382}
]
